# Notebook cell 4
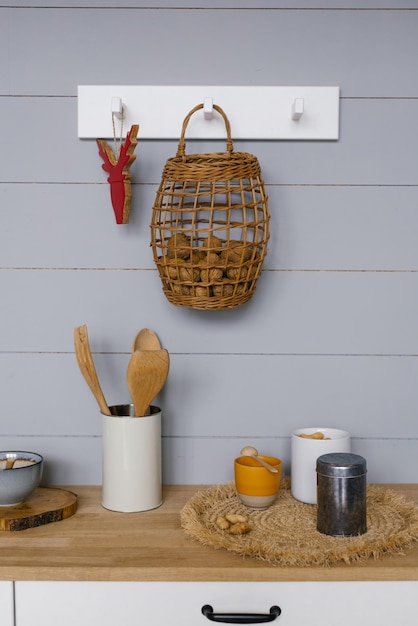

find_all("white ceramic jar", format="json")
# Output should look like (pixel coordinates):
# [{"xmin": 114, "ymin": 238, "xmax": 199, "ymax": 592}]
[
  {"xmin": 291, "ymin": 427, "xmax": 351, "ymax": 504},
  {"xmin": 101, "ymin": 404, "xmax": 162, "ymax": 512}
]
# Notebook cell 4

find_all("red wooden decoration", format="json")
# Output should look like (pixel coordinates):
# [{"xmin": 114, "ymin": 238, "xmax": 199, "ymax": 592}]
[{"xmin": 97, "ymin": 124, "xmax": 139, "ymax": 224}]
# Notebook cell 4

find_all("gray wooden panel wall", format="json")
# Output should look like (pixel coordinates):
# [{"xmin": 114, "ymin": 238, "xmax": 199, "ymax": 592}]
[{"xmin": 1, "ymin": 1, "xmax": 417, "ymax": 486}]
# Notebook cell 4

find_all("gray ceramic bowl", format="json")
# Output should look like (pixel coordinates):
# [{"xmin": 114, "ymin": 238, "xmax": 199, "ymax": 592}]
[{"xmin": 0, "ymin": 451, "xmax": 43, "ymax": 506}]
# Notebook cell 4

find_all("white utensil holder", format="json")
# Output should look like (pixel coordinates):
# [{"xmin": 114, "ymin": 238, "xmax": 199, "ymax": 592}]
[
  {"xmin": 291, "ymin": 427, "xmax": 351, "ymax": 504},
  {"xmin": 101, "ymin": 404, "xmax": 162, "ymax": 512}
]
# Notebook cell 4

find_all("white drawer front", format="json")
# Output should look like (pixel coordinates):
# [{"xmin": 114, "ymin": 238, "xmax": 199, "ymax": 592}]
[
  {"xmin": 15, "ymin": 580, "xmax": 418, "ymax": 626},
  {"xmin": 0, "ymin": 581, "xmax": 14, "ymax": 626}
]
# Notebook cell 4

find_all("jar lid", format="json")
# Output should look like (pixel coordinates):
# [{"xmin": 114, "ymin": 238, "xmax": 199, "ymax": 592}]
[{"xmin": 316, "ymin": 453, "xmax": 367, "ymax": 478}]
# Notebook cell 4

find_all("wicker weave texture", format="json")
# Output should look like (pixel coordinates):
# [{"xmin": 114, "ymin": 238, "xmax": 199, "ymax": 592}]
[
  {"xmin": 150, "ymin": 104, "xmax": 270, "ymax": 311},
  {"xmin": 181, "ymin": 481, "xmax": 418, "ymax": 567}
]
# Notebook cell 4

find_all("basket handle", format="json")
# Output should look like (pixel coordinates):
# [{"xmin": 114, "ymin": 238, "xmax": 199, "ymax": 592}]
[{"xmin": 176, "ymin": 103, "xmax": 234, "ymax": 159}]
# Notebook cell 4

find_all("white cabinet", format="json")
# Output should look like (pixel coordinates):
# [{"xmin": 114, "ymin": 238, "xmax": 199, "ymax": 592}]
[
  {"xmin": 15, "ymin": 580, "xmax": 418, "ymax": 626},
  {"xmin": 0, "ymin": 581, "xmax": 14, "ymax": 626}
]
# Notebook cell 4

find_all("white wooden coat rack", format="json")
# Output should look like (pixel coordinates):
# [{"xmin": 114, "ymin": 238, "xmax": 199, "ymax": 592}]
[{"xmin": 77, "ymin": 85, "xmax": 340, "ymax": 141}]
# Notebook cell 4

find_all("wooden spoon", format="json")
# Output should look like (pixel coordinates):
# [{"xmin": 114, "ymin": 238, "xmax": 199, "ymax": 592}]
[
  {"xmin": 74, "ymin": 325, "xmax": 111, "ymax": 416},
  {"xmin": 240, "ymin": 446, "xmax": 279, "ymax": 474},
  {"xmin": 5, "ymin": 457, "xmax": 16, "ymax": 470},
  {"xmin": 126, "ymin": 349, "xmax": 170, "ymax": 417},
  {"xmin": 132, "ymin": 328, "xmax": 161, "ymax": 352}
]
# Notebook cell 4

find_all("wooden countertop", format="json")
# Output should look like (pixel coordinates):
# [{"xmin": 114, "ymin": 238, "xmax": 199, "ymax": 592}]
[{"xmin": 1, "ymin": 485, "xmax": 418, "ymax": 582}]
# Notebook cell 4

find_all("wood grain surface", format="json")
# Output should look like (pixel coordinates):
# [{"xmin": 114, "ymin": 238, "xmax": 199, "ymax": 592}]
[
  {"xmin": 0, "ymin": 485, "xmax": 418, "ymax": 582},
  {"xmin": 0, "ymin": 487, "xmax": 77, "ymax": 531}
]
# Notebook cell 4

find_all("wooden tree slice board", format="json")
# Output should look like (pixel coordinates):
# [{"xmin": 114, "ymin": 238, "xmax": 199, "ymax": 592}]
[{"xmin": 0, "ymin": 487, "xmax": 77, "ymax": 531}]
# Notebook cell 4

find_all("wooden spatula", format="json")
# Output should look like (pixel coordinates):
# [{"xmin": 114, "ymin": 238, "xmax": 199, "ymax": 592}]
[
  {"xmin": 132, "ymin": 328, "xmax": 161, "ymax": 352},
  {"xmin": 126, "ymin": 349, "xmax": 170, "ymax": 417},
  {"xmin": 74, "ymin": 325, "xmax": 111, "ymax": 415}
]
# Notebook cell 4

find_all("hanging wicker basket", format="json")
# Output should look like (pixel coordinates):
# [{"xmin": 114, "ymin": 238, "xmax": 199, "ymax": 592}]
[{"xmin": 150, "ymin": 103, "xmax": 270, "ymax": 310}]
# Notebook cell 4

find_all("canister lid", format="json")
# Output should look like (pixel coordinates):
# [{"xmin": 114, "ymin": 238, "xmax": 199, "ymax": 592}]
[{"xmin": 316, "ymin": 453, "xmax": 367, "ymax": 478}]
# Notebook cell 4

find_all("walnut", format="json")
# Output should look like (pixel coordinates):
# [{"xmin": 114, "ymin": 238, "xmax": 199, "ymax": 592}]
[
  {"xmin": 190, "ymin": 249, "xmax": 204, "ymax": 264},
  {"xmin": 166, "ymin": 233, "xmax": 190, "ymax": 260},
  {"xmin": 171, "ymin": 283, "xmax": 191, "ymax": 295},
  {"xmin": 221, "ymin": 241, "xmax": 252, "ymax": 264},
  {"xmin": 212, "ymin": 283, "xmax": 234, "ymax": 297},
  {"xmin": 179, "ymin": 265, "xmax": 200, "ymax": 282},
  {"xmin": 198, "ymin": 253, "xmax": 224, "ymax": 283},
  {"xmin": 200, "ymin": 266, "xmax": 224, "ymax": 283},
  {"xmin": 206, "ymin": 234, "xmax": 224, "ymax": 252},
  {"xmin": 226, "ymin": 266, "xmax": 248, "ymax": 281},
  {"xmin": 193, "ymin": 285, "xmax": 211, "ymax": 297},
  {"xmin": 200, "ymin": 252, "xmax": 221, "ymax": 265},
  {"xmin": 166, "ymin": 259, "xmax": 180, "ymax": 279}
]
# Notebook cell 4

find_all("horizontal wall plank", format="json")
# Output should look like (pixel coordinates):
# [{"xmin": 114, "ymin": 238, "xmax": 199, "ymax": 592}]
[
  {"xmin": 1, "ymin": 99, "xmax": 418, "ymax": 185},
  {"xmin": 1, "ymin": 353, "xmax": 417, "ymax": 439},
  {"xmin": 5, "ymin": 2, "xmax": 418, "ymax": 10},
  {"xmin": 0, "ymin": 433, "xmax": 416, "ymax": 485},
  {"xmin": 0, "ymin": 434, "xmax": 103, "ymax": 486},
  {"xmin": 0, "ymin": 10, "xmax": 8, "ymax": 91},
  {"xmin": 269, "ymin": 185, "xmax": 418, "ymax": 271},
  {"xmin": 0, "ymin": 182, "xmax": 154, "ymax": 268},
  {"xmin": 163, "ymin": 436, "xmax": 418, "ymax": 485},
  {"xmin": 4, "ymin": 7, "xmax": 418, "ymax": 97},
  {"xmin": 2, "ymin": 270, "xmax": 418, "ymax": 354},
  {"xmin": 2, "ymin": 183, "xmax": 418, "ymax": 271}
]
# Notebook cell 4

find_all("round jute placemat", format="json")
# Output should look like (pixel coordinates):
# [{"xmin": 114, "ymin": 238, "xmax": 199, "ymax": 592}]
[{"xmin": 180, "ymin": 480, "xmax": 418, "ymax": 567}]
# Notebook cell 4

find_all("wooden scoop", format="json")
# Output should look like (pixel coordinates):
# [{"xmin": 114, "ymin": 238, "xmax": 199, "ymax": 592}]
[
  {"xmin": 5, "ymin": 457, "xmax": 16, "ymax": 470},
  {"xmin": 126, "ymin": 349, "xmax": 170, "ymax": 417},
  {"xmin": 74, "ymin": 325, "xmax": 111, "ymax": 416},
  {"xmin": 132, "ymin": 328, "xmax": 161, "ymax": 352},
  {"xmin": 240, "ymin": 446, "xmax": 279, "ymax": 474}
]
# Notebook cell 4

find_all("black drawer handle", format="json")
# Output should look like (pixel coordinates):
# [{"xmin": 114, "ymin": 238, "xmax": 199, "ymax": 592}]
[{"xmin": 202, "ymin": 605, "xmax": 281, "ymax": 624}]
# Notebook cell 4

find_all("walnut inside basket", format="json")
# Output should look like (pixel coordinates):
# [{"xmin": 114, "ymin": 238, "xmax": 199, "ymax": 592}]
[
  {"xmin": 150, "ymin": 103, "xmax": 270, "ymax": 310},
  {"xmin": 158, "ymin": 232, "xmax": 263, "ymax": 304}
]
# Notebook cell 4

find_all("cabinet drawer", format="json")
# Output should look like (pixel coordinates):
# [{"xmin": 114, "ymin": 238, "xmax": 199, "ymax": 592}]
[
  {"xmin": 15, "ymin": 580, "xmax": 418, "ymax": 626},
  {"xmin": 0, "ymin": 581, "xmax": 14, "ymax": 626}
]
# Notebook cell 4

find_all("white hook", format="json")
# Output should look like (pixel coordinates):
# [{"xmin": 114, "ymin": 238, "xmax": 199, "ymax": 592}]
[
  {"xmin": 291, "ymin": 98, "xmax": 304, "ymax": 121},
  {"xmin": 111, "ymin": 96, "xmax": 124, "ymax": 120},
  {"xmin": 203, "ymin": 97, "xmax": 214, "ymax": 120}
]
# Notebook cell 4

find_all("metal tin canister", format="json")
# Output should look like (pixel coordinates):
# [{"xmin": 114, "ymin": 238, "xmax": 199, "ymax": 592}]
[{"xmin": 316, "ymin": 452, "xmax": 367, "ymax": 537}]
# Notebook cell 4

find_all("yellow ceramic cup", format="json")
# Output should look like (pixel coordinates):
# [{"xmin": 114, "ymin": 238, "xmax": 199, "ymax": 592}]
[{"xmin": 234, "ymin": 455, "xmax": 282, "ymax": 509}]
